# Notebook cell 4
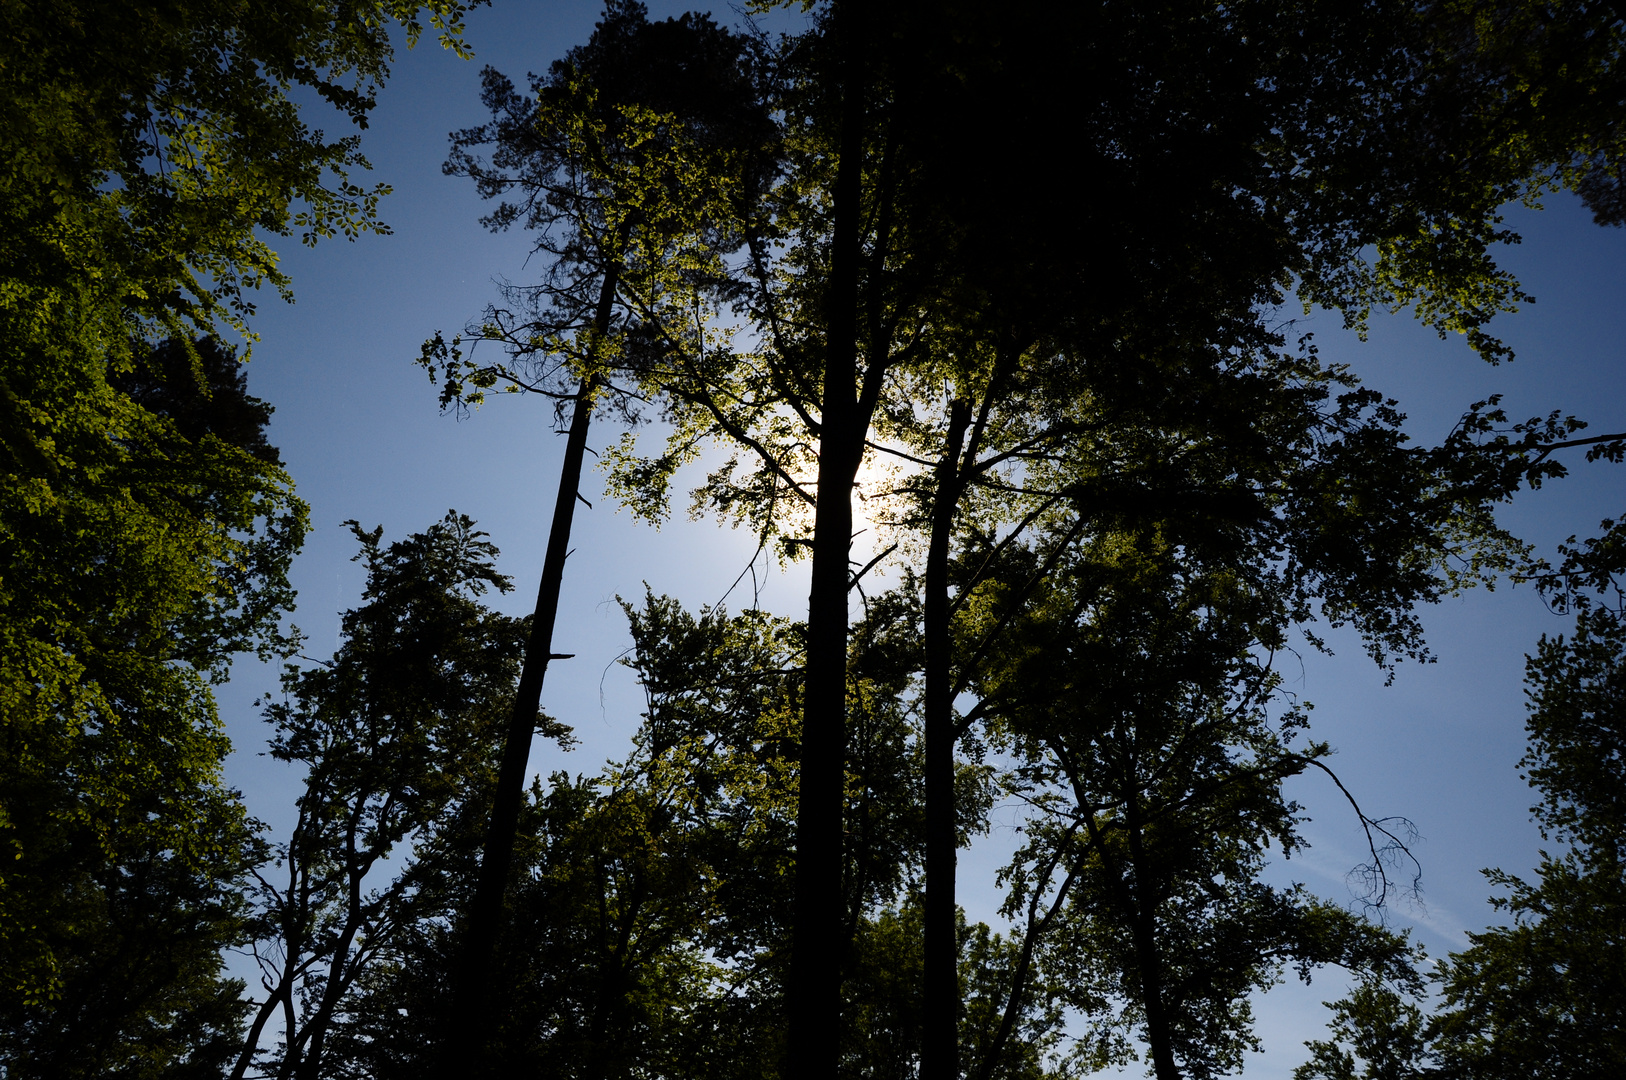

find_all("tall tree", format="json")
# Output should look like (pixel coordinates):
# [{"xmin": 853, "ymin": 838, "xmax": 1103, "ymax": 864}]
[
  {"xmin": 859, "ymin": 316, "xmax": 1547, "ymax": 1076},
  {"xmin": 231, "ymin": 514, "xmax": 529, "ymax": 1080},
  {"xmin": 601, "ymin": 2, "xmax": 1552, "ymax": 1065},
  {"xmin": 420, "ymin": 7, "xmax": 773, "ymax": 1047},
  {"xmin": 978, "ymin": 530, "xmax": 1421, "ymax": 1080},
  {"xmin": 449, "ymin": 2, "xmax": 1626, "ymax": 1072},
  {"xmin": 0, "ymin": 335, "xmax": 299, "ymax": 1078},
  {"xmin": 1432, "ymin": 587, "xmax": 1626, "ymax": 1074},
  {"xmin": 0, "ymin": 0, "xmax": 485, "ymax": 1049},
  {"xmin": 325, "ymin": 589, "xmax": 1061, "ymax": 1080},
  {"xmin": 809, "ymin": 4, "xmax": 1626, "ymax": 1068}
]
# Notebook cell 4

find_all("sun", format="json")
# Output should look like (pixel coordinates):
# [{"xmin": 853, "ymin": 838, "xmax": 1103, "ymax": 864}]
[{"xmin": 848, "ymin": 446, "xmax": 918, "ymax": 572}]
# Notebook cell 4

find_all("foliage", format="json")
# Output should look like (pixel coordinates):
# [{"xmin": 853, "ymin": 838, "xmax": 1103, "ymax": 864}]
[
  {"xmin": 0, "ymin": 774, "xmax": 261, "ymax": 1080},
  {"xmin": 605, "ymin": 0, "xmax": 1605, "ymax": 549},
  {"xmin": 0, "ymin": 334, "xmax": 297, "ymax": 1072},
  {"xmin": 441, "ymin": 6, "xmax": 1621, "ymax": 1077},
  {"xmin": 1422, "ymin": 0, "xmax": 1626, "ymax": 228},
  {"xmin": 1294, "ymin": 978, "xmax": 1433, "ymax": 1080},
  {"xmin": 232, "ymin": 514, "xmax": 528, "ymax": 1080},
  {"xmin": 0, "ymin": 0, "xmax": 487, "ymax": 1053},
  {"xmin": 0, "ymin": 0, "xmax": 486, "ymax": 341},
  {"xmin": 1297, "ymin": 519, "xmax": 1626, "ymax": 1080},
  {"xmin": 979, "ymin": 513, "xmax": 1419, "ymax": 1079},
  {"xmin": 841, "ymin": 902, "xmax": 1074, "ymax": 1080},
  {"xmin": 329, "ymin": 593, "xmax": 803, "ymax": 1078},
  {"xmin": 420, "ymin": 0, "xmax": 772, "ymax": 430},
  {"xmin": 316, "ymin": 590, "xmax": 1064, "ymax": 1079},
  {"xmin": 1429, "ymin": 587, "xmax": 1626, "ymax": 1077}
]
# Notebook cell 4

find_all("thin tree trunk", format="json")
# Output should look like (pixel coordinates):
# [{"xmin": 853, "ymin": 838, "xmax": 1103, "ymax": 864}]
[
  {"xmin": 229, "ymin": 977, "xmax": 289, "ymax": 1080},
  {"xmin": 274, "ymin": 854, "xmax": 309, "ymax": 1080},
  {"xmin": 455, "ymin": 263, "xmax": 620, "ymax": 1067},
  {"xmin": 974, "ymin": 852, "xmax": 1080, "ymax": 1080},
  {"xmin": 1061, "ymin": 742, "xmax": 1180, "ymax": 1080},
  {"xmin": 1123, "ymin": 791, "xmax": 1181, "ymax": 1080},
  {"xmin": 293, "ymin": 819, "xmax": 370, "ymax": 1080},
  {"xmin": 922, "ymin": 398, "xmax": 971, "ymax": 1080},
  {"xmin": 233, "ymin": 858, "xmax": 302, "ymax": 1080},
  {"xmin": 785, "ymin": 5, "xmax": 865, "ymax": 1074}
]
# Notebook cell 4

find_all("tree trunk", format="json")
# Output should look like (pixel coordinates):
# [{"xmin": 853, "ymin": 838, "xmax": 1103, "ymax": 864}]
[
  {"xmin": 921, "ymin": 398, "xmax": 971, "ymax": 1080},
  {"xmin": 229, "ymin": 977, "xmax": 289, "ymax": 1080},
  {"xmin": 455, "ymin": 263, "xmax": 619, "ymax": 1068},
  {"xmin": 784, "ymin": 5, "xmax": 866, "ymax": 1075},
  {"xmin": 293, "ymin": 828, "xmax": 369, "ymax": 1080},
  {"xmin": 1064, "ymin": 742, "xmax": 1181, "ymax": 1080},
  {"xmin": 1124, "ymin": 790, "xmax": 1181, "ymax": 1080}
]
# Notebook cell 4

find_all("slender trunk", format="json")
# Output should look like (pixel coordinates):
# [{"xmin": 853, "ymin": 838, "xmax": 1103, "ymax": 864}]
[
  {"xmin": 785, "ymin": 7, "xmax": 865, "ymax": 1075},
  {"xmin": 922, "ymin": 398, "xmax": 971, "ymax": 1080},
  {"xmin": 293, "ymin": 827, "xmax": 369, "ymax": 1080},
  {"xmin": 1123, "ymin": 791, "xmax": 1181, "ymax": 1080},
  {"xmin": 1061, "ymin": 741, "xmax": 1179, "ymax": 1080},
  {"xmin": 276, "ymin": 959, "xmax": 299, "ymax": 1080},
  {"xmin": 229, "ymin": 977, "xmax": 289, "ymax": 1080},
  {"xmin": 234, "ymin": 860, "xmax": 302, "ymax": 1080},
  {"xmin": 974, "ymin": 854, "xmax": 1080, "ymax": 1080},
  {"xmin": 455, "ymin": 264, "xmax": 620, "ymax": 1067},
  {"xmin": 274, "ymin": 857, "xmax": 308, "ymax": 1080}
]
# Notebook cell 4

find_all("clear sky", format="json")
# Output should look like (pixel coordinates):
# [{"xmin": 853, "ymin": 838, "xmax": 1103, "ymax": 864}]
[{"xmin": 214, "ymin": 2, "xmax": 1626, "ymax": 1073}]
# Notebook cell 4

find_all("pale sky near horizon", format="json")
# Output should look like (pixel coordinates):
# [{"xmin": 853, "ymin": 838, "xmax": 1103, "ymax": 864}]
[{"xmin": 214, "ymin": 3, "xmax": 1626, "ymax": 1073}]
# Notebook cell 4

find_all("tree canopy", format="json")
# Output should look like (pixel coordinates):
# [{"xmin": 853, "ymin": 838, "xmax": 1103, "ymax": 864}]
[
  {"xmin": 0, "ymin": 0, "xmax": 487, "ymax": 1066},
  {"xmin": 4, "ymin": 1, "xmax": 1625, "ymax": 1078}
]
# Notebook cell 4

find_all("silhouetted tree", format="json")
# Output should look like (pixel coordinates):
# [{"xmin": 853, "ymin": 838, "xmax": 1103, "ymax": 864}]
[
  {"xmin": 231, "ymin": 515, "xmax": 531, "ymax": 1080},
  {"xmin": 417, "ymin": 5, "xmax": 1626, "ymax": 1077},
  {"xmin": 420, "ymin": 8, "xmax": 774, "ymax": 1045},
  {"xmin": 594, "ymin": 5, "xmax": 1626, "ymax": 1071}
]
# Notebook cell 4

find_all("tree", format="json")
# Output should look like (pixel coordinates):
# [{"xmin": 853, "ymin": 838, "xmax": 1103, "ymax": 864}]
[
  {"xmin": 1431, "ymin": 521, "xmax": 1626, "ymax": 1074},
  {"xmin": 230, "ymin": 514, "xmax": 534, "ymax": 1080},
  {"xmin": 326, "ymin": 592, "xmax": 796, "ymax": 1078},
  {"xmin": 324, "ymin": 588, "xmax": 1062, "ymax": 1080},
  {"xmin": 1420, "ymin": 0, "xmax": 1626, "ymax": 227},
  {"xmin": 433, "ymin": 3, "xmax": 1626, "ymax": 1074},
  {"xmin": 979, "ymin": 533, "xmax": 1419, "ymax": 1080},
  {"xmin": 320, "ymin": 593, "xmax": 801, "ymax": 1078},
  {"xmin": 0, "ymin": 0, "xmax": 486, "ymax": 1046},
  {"xmin": 0, "ymin": 336, "xmax": 298, "ymax": 1078},
  {"xmin": 0, "ymin": 749, "xmax": 262, "ymax": 1080},
  {"xmin": 593, "ymin": 2, "xmax": 1604, "ymax": 1068},
  {"xmin": 1, "ymin": 0, "xmax": 486, "ymax": 344},
  {"xmin": 881, "ymin": 315, "xmax": 1555, "ymax": 1077},
  {"xmin": 419, "ymin": 6, "xmax": 774, "ymax": 1041}
]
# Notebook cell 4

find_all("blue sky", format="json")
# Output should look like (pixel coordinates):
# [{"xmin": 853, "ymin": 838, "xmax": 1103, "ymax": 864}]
[{"xmin": 215, "ymin": 2, "xmax": 1626, "ymax": 1072}]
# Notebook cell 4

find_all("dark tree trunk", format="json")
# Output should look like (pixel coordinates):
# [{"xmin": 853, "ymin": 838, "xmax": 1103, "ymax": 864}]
[
  {"xmin": 785, "ymin": 6, "xmax": 866, "ymax": 1075},
  {"xmin": 292, "ymin": 848, "xmax": 365, "ymax": 1080},
  {"xmin": 229, "ymin": 978, "xmax": 288, "ymax": 1080},
  {"xmin": 921, "ymin": 398, "xmax": 971, "ymax": 1080},
  {"xmin": 1064, "ymin": 741, "xmax": 1181, "ymax": 1080},
  {"xmin": 1124, "ymin": 793, "xmax": 1181, "ymax": 1080},
  {"xmin": 455, "ymin": 264, "xmax": 619, "ymax": 1069}
]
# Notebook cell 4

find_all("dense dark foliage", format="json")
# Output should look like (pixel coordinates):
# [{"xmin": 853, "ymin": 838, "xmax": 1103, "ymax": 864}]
[{"xmin": 6, "ymin": 1, "xmax": 1626, "ymax": 1078}]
